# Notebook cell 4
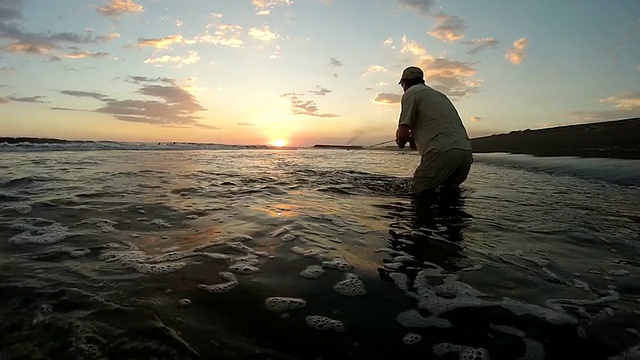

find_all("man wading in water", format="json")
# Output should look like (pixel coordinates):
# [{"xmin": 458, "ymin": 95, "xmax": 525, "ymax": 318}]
[{"xmin": 395, "ymin": 66, "xmax": 473, "ymax": 196}]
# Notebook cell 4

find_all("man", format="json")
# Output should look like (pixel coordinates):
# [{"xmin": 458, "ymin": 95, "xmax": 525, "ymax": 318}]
[{"xmin": 395, "ymin": 66, "xmax": 473, "ymax": 195}]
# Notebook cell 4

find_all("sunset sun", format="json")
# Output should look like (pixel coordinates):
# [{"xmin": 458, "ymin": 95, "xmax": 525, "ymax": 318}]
[{"xmin": 271, "ymin": 139, "xmax": 287, "ymax": 147}]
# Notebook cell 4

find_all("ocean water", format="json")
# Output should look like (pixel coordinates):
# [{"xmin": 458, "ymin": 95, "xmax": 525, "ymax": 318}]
[{"xmin": 1, "ymin": 148, "xmax": 639, "ymax": 360}]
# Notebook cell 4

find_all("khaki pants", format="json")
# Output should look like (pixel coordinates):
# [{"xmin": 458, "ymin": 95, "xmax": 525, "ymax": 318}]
[{"xmin": 411, "ymin": 149, "xmax": 473, "ymax": 194}]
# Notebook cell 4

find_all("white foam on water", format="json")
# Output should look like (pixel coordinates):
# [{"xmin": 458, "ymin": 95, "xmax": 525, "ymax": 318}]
[
  {"xmin": 389, "ymin": 272, "xmax": 409, "ymax": 291},
  {"xmin": 198, "ymin": 272, "xmax": 238, "ymax": 294},
  {"xmin": 305, "ymin": 315, "xmax": 345, "ymax": 332},
  {"xmin": 608, "ymin": 269, "xmax": 630, "ymax": 276},
  {"xmin": 122, "ymin": 219, "xmax": 131, "ymax": 224},
  {"xmin": 489, "ymin": 324, "xmax": 525, "ymax": 338},
  {"xmin": 333, "ymin": 273, "xmax": 366, "ymax": 297},
  {"xmin": 608, "ymin": 345, "xmax": 640, "ymax": 360},
  {"xmin": 264, "ymin": 297, "xmax": 306, "ymax": 313},
  {"xmin": 1, "ymin": 204, "xmax": 32, "ymax": 215},
  {"xmin": 178, "ymin": 298, "xmax": 191, "ymax": 307},
  {"xmin": 462, "ymin": 264, "xmax": 483, "ymax": 272},
  {"xmin": 147, "ymin": 251, "xmax": 200, "ymax": 263},
  {"xmin": 76, "ymin": 218, "xmax": 117, "ymax": 233},
  {"xmin": 281, "ymin": 234, "xmax": 296, "ymax": 242},
  {"xmin": 270, "ymin": 226, "xmax": 290, "ymax": 237},
  {"xmin": 69, "ymin": 248, "xmax": 91, "ymax": 257},
  {"xmin": 397, "ymin": 309, "xmax": 451, "ymax": 328},
  {"xmin": 402, "ymin": 333, "xmax": 422, "ymax": 345},
  {"xmin": 322, "ymin": 257, "xmax": 353, "ymax": 272},
  {"xmin": 432, "ymin": 343, "xmax": 490, "ymax": 360},
  {"xmin": 300, "ymin": 265, "xmax": 325, "ymax": 279},
  {"xmin": 300, "ymin": 238, "xmax": 336, "ymax": 250},
  {"xmin": 572, "ymin": 279, "xmax": 591, "ymax": 291},
  {"xmin": 137, "ymin": 217, "xmax": 148, "ymax": 221},
  {"xmin": 228, "ymin": 242, "xmax": 256, "ymax": 254},
  {"xmin": 518, "ymin": 338, "xmax": 545, "ymax": 360},
  {"xmin": 200, "ymin": 252, "xmax": 233, "ymax": 261},
  {"xmin": 150, "ymin": 219, "xmax": 172, "ymax": 227},
  {"xmin": 229, "ymin": 262, "xmax": 260, "ymax": 274},
  {"xmin": 291, "ymin": 246, "xmax": 326, "ymax": 261},
  {"xmin": 130, "ymin": 262, "xmax": 186, "ymax": 274},
  {"xmin": 138, "ymin": 209, "xmax": 146, "ymax": 214},
  {"xmin": 129, "ymin": 233, "xmax": 141, "ymax": 238},
  {"xmin": 9, "ymin": 222, "xmax": 70, "ymax": 245}
]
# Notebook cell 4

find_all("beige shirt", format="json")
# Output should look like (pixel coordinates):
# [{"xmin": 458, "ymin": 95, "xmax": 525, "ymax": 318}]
[{"xmin": 398, "ymin": 84, "xmax": 472, "ymax": 156}]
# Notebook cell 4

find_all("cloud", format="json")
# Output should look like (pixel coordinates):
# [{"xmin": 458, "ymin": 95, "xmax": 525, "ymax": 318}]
[
  {"xmin": 0, "ymin": 14, "xmax": 120, "ymax": 57},
  {"xmin": 373, "ymin": 93, "xmax": 401, "ymax": 104},
  {"xmin": 397, "ymin": 0, "xmax": 435, "ymax": 16},
  {"xmin": 252, "ymin": 0, "xmax": 292, "ymax": 10},
  {"xmin": 398, "ymin": 36, "xmax": 481, "ymax": 97},
  {"xmin": 144, "ymin": 51, "xmax": 200, "ymax": 67},
  {"xmin": 127, "ymin": 75, "xmax": 175, "ymax": 84},
  {"xmin": 237, "ymin": 122, "xmax": 254, "ymax": 126},
  {"xmin": 59, "ymin": 90, "xmax": 112, "ymax": 101},
  {"xmin": 197, "ymin": 24, "xmax": 244, "ymax": 47},
  {"xmin": 248, "ymin": 26, "xmax": 278, "ymax": 42},
  {"xmin": 428, "ymin": 14, "xmax": 466, "ymax": 42},
  {"xmin": 418, "ymin": 56, "xmax": 480, "ymax": 96},
  {"xmin": 470, "ymin": 116, "xmax": 480, "ymax": 122},
  {"xmin": 58, "ymin": 77, "xmax": 212, "ymax": 128},
  {"xmin": 505, "ymin": 37, "xmax": 528, "ymax": 65},
  {"xmin": 464, "ymin": 37, "xmax": 499, "ymax": 54},
  {"xmin": 65, "ymin": 51, "xmax": 110, "ymax": 59},
  {"xmin": 567, "ymin": 90, "xmax": 640, "ymax": 122},
  {"xmin": 8, "ymin": 95, "xmax": 48, "ymax": 103},
  {"xmin": 328, "ymin": 57, "xmax": 343, "ymax": 67},
  {"xmin": 281, "ymin": 92, "xmax": 338, "ymax": 118},
  {"xmin": 309, "ymin": 85, "xmax": 331, "ymax": 96},
  {"xmin": 401, "ymin": 35, "xmax": 426, "ymax": 56},
  {"xmin": 362, "ymin": 65, "xmax": 388, "ymax": 77},
  {"xmin": 0, "ymin": 0, "xmax": 21, "ymax": 22},
  {"xmin": 0, "ymin": 96, "xmax": 8, "ymax": 104},
  {"xmin": 600, "ymin": 90, "xmax": 640, "ymax": 110},
  {"xmin": 137, "ymin": 35, "xmax": 189, "ymax": 49},
  {"xmin": 96, "ymin": 0, "xmax": 143, "ymax": 17},
  {"xmin": 383, "ymin": 38, "xmax": 393, "ymax": 45}
]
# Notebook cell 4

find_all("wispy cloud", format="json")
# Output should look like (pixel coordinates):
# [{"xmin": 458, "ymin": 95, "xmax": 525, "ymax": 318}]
[
  {"xmin": 401, "ymin": 35, "xmax": 426, "ymax": 56},
  {"xmin": 281, "ymin": 92, "xmax": 338, "ymax": 118},
  {"xmin": 464, "ymin": 37, "xmax": 499, "ymax": 54},
  {"xmin": 252, "ymin": 0, "xmax": 292, "ymax": 11},
  {"xmin": 198, "ymin": 24, "xmax": 244, "ymax": 47},
  {"xmin": 373, "ymin": 93, "xmax": 401, "ymax": 104},
  {"xmin": 8, "ymin": 95, "xmax": 48, "ymax": 103},
  {"xmin": 397, "ymin": 0, "xmax": 435, "ymax": 16},
  {"xmin": 138, "ymin": 35, "xmax": 190, "ymax": 49},
  {"xmin": 309, "ymin": 85, "xmax": 332, "ymax": 96},
  {"xmin": 144, "ymin": 51, "xmax": 200, "ymax": 67},
  {"xmin": 1, "ymin": 4, "xmax": 119, "ymax": 58},
  {"xmin": 248, "ymin": 26, "xmax": 278, "ymax": 42},
  {"xmin": 0, "ymin": 0, "xmax": 21, "ymax": 21},
  {"xmin": 237, "ymin": 122, "xmax": 254, "ymax": 126},
  {"xmin": 66, "ymin": 51, "xmax": 110, "ymax": 59},
  {"xmin": 470, "ymin": 116, "xmax": 481, "ymax": 122},
  {"xmin": 419, "ymin": 57, "xmax": 480, "ymax": 97},
  {"xmin": 362, "ymin": 65, "xmax": 388, "ymax": 78},
  {"xmin": 600, "ymin": 90, "xmax": 640, "ymax": 110},
  {"xmin": 505, "ymin": 37, "xmax": 528, "ymax": 65},
  {"xmin": 428, "ymin": 14, "xmax": 466, "ymax": 42},
  {"xmin": 398, "ymin": 36, "xmax": 480, "ymax": 97},
  {"xmin": 57, "ymin": 77, "xmax": 213, "ymax": 128},
  {"xmin": 567, "ymin": 90, "xmax": 640, "ymax": 122},
  {"xmin": 328, "ymin": 57, "xmax": 343, "ymax": 67},
  {"xmin": 96, "ymin": 0, "xmax": 143, "ymax": 18}
]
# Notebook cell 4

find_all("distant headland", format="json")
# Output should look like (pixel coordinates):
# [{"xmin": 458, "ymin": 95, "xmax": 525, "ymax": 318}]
[{"xmin": 470, "ymin": 117, "xmax": 639, "ymax": 159}]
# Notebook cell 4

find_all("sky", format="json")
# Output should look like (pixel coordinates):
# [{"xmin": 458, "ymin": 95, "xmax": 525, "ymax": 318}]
[{"xmin": 0, "ymin": 0, "xmax": 639, "ymax": 147}]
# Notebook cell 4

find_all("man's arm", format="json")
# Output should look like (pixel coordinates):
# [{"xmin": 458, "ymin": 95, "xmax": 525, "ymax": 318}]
[{"xmin": 396, "ymin": 92, "xmax": 417, "ymax": 148}]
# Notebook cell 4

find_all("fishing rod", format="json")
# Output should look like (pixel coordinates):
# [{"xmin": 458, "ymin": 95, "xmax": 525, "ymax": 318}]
[{"xmin": 359, "ymin": 139, "xmax": 396, "ymax": 149}]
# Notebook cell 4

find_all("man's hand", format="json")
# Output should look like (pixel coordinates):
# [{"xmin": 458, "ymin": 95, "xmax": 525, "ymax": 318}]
[{"xmin": 396, "ymin": 125, "xmax": 411, "ymax": 149}]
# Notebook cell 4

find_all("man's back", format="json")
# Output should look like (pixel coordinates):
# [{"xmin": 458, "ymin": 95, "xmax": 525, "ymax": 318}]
[{"xmin": 400, "ymin": 84, "xmax": 472, "ymax": 156}]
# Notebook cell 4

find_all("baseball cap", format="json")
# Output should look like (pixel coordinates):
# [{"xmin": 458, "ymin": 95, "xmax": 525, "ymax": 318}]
[{"xmin": 399, "ymin": 66, "xmax": 424, "ymax": 84}]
